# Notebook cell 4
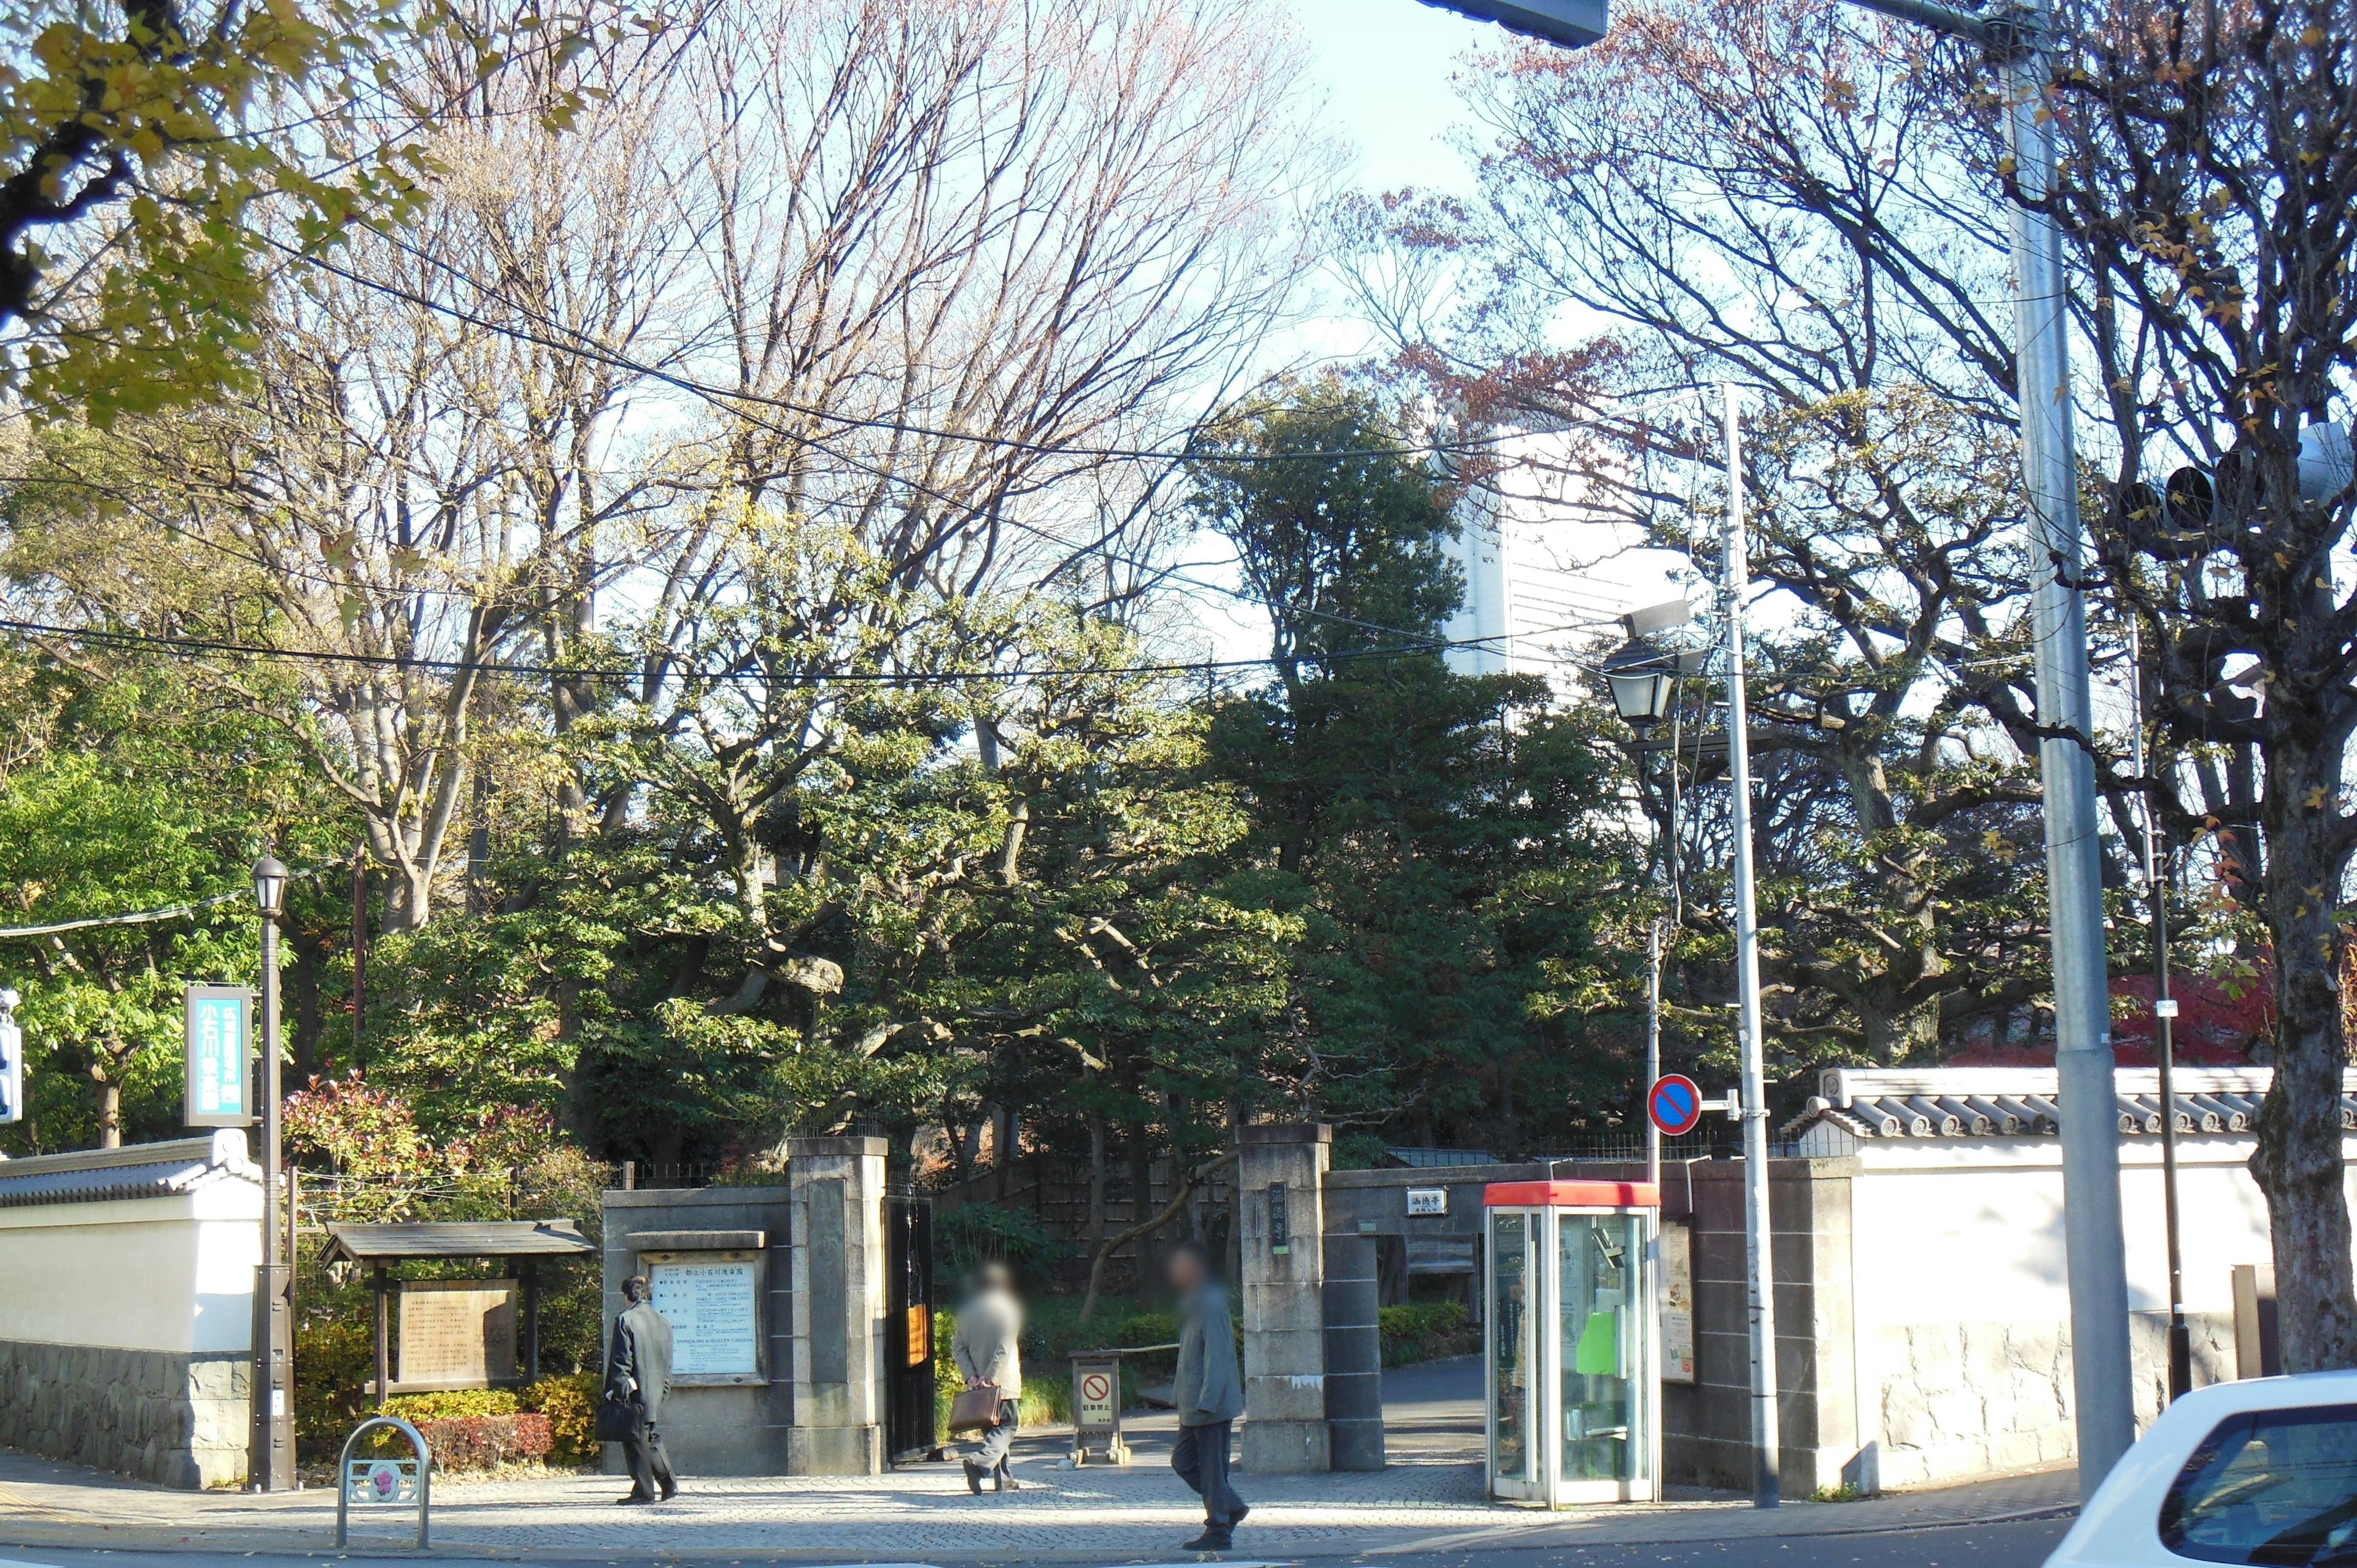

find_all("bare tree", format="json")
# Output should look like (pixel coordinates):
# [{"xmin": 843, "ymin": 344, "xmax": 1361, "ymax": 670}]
[{"xmin": 599, "ymin": 0, "xmax": 1329, "ymax": 1003}]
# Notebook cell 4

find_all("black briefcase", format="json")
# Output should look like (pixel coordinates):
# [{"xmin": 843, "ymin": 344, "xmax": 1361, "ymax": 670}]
[{"xmin": 595, "ymin": 1393, "xmax": 641, "ymax": 1442}]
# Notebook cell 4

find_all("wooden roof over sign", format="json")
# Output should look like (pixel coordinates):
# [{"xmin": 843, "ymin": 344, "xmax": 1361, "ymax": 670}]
[{"xmin": 320, "ymin": 1219, "xmax": 595, "ymax": 1265}]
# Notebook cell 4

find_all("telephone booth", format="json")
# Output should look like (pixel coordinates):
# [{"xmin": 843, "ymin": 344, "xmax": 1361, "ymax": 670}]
[{"xmin": 1484, "ymin": 1180, "xmax": 1661, "ymax": 1506}]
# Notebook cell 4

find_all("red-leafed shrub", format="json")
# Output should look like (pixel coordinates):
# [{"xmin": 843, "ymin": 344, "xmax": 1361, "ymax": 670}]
[{"xmin": 410, "ymin": 1413, "xmax": 554, "ymax": 1470}]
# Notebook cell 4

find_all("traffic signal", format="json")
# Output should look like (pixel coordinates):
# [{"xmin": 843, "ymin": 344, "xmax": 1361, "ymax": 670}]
[
  {"xmin": 2121, "ymin": 422, "xmax": 2351, "ymax": 561},
  {"xmin": 1415, "ymin": 1, "xmax": 1609, "ymax": 49},
  {"xmin": 0, "ymin": 989, "xmax": 21, "ymax": 1126}
]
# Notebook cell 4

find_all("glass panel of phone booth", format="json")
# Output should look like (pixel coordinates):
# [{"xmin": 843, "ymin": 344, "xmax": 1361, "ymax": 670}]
[
  {"xmin": 1557, "ymin": 1212, "xmax": 1650, "ymax": 1499},
  {"xmin": 1487, "ymin": 1210, "xmax": 1539, "ymax": 1497}
]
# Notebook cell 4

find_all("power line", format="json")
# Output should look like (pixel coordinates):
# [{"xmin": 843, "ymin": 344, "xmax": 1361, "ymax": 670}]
[
  {"xmin": 0, "ymin": 611, "xmax": 1614, "ymax": 688},
  {"xmin": 281, "ymin": 238, "xmax": 1519, "ymax": 469},
  {"xmin": 0, "ymin": 858, "xmax": 348, "ymax": 941}
]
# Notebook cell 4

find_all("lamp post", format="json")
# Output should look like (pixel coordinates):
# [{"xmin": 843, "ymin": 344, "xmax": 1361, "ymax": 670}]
[
  {"xmin": 1717, "ymin": 386, "xmax": 1781, "ymax": 1508},
  {"xmin": 1605, "ymin": 635, "xmax": 1678, "ymax": 1194},
  {"xmin": 250, "ymin": 855, "xmax": 294, "ymax": 1493}
]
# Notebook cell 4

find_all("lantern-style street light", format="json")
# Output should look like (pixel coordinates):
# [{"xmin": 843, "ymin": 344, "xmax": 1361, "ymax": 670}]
[{"xmin": 1602, "ymin": 636, "xmax": 1677, "ymax": 731}]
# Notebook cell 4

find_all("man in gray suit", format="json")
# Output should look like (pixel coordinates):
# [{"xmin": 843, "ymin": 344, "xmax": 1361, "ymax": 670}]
[
  {"xmin": 608, "ymin": 1275, "xmax": 677, "ymax": 1504},
  {"xmin": 1167, "ymin": 1241, "xmax": 1247, "ymax": 1551}
]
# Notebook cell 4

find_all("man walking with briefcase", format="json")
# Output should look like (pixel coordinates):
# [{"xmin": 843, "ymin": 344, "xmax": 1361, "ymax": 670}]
[
  {"xmin": 950, "ymin": 1261, "xmax": 1024, "ymax": 1494},
  {"xmin": 604, "ymin": 1274, "xmax": 678, "ymax": 1504}
]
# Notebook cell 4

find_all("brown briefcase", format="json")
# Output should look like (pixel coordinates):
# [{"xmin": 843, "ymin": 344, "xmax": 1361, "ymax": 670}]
[{"xmin": 948, "ymin": 1382, "xmax": 1003, "ymax": 1434}]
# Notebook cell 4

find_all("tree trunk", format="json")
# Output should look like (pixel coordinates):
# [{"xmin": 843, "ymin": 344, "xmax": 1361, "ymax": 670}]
[
  {"xmin": 1086, "ymin": 1113, "xmax": 1109, "ymax": 1242},
  {"xmin": 2249, "ymin": 757, "xmax": 2357, "ymax": 1371},
  {"xmin": 95, "ymin": 1075, "xmax": 122, "ymax": 1148}
]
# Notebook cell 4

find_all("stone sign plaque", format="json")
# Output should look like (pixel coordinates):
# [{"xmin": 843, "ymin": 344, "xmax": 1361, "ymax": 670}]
[
  {"xmin": 1659, "ymin": 1223, "xmax": 1695, "ymax": 1385},
  {"xmin": 647, "ymin": 1251, "xmax": 764, "ymax": 1382},
  {"xmin": 397, "ymin": 1281, "xmax": 518, "ymax": 1389}
]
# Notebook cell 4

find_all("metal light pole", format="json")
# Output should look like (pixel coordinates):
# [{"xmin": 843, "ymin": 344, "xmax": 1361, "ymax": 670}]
[
  {"xmin": 1605, "ymin": 635, "xmax": 1681, "ymax": 1193},
  {"xmin": 250, "ymin": 855, "xmax": 295, "ymax": 1493},
  {"xmin": 1720, "ymin": 385, "xmax": 1779, "ymax": 1509},
  {"xmin": 2129, "ymin": 632, "xmax": 2191, "ymax": 1400},
  {"xmin": 1839, "ymin": 0, "xmax": 2135, "ymax": 1493}
]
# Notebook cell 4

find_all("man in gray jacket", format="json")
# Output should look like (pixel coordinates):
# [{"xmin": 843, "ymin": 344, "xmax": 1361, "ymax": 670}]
[
  {"xmin": 1167, "ymin": 1241, "xmax": 1247, "ymax": 1551},
  {"xmin": 608, "ymin": 1275, "xmax": 677, "ymax": 1504},
  {"xmin": 950, "ymin": 1261, "xmax": 1024, "ymax": 1493}
]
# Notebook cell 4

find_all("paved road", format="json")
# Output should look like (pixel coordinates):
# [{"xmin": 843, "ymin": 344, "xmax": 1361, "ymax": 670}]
[
  {"xmin": 0, "ymin": 1515, "xmax": 2074, "ymax": 1568},
  {"xmin": 0, "ymin": 1358, "xmax": 2075, "ymax": 1566}
]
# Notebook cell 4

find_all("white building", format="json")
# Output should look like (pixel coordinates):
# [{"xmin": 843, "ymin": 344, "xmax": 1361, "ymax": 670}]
[{"xmin": 1440, "ymin": 433, "xmax": 1689, "ymax": 693}]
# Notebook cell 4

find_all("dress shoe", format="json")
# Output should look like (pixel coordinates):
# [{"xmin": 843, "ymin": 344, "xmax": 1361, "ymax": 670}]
[
  {"xmin": 616, "ymin": 1493, "xmax": 653, "ymax": 1505},
  {"xmin": 964, "ymin": 1459, "xmax": 988, "ymax": 1494},
  {"xmin": 1181, "ymin": 1530, "xmax": 1233, "ymax": 1552}
]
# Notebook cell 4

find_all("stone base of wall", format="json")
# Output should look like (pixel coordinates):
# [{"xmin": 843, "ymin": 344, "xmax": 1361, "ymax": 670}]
[
  {"xmin": 1865, "ymin": 1309, "xmax": 2235, "ymax": 1491},
  {"xmin": 0, "ymin": 1338, "xmax": 249, "ymax": 1489}
]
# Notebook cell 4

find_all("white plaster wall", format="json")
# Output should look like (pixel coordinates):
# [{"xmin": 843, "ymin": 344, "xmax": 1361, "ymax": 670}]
[
  {"xmin": 0, "ymin": 1184, "xmax": 261, "ymax": 1354},
  {"xmin": 1844, "ymin": 1137, "xmax": 2357, "ymax": 1488}
]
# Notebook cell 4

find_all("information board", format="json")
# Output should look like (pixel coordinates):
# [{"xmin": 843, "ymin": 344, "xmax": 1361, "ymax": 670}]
[
  {"xmin": 397, "ymin": 1281, "xmax": 517, "ymax": 1389},
  {"xmin": 648, "ymin": 1253, "xmax": 763, "ymax": 1380},
  {"xmin": 184, "ymin": 985, "xmax": 253, "ymax": 1127},
  {"xmin": 1659, "ymin": 1222, "xmax": 1695, "ymax": 1384}
]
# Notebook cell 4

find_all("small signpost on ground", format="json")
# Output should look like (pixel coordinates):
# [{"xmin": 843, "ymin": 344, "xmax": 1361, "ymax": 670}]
[
  {"xmin": 1070, "ymin": 1348, "xmax": 1163, "ymax": 1467},
  {"xmin": 336, "ymin": 1415, "xmax": 432, "ymax": 1548}
]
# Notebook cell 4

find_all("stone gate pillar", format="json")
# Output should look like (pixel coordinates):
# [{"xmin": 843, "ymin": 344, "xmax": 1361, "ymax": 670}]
[
  {"xmin": 785, "ymin": 1135, "xmax": 889, "ymax": 1475},
  {"xmin": 1237, "ymin": 1121, "xmax": 1330, "ymax": 1473}
]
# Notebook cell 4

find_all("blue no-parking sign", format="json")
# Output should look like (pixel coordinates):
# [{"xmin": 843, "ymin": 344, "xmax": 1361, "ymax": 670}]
[{"xmin": 1647, "ymin": 1073, "xmax": 1705, "ymax": 1138}]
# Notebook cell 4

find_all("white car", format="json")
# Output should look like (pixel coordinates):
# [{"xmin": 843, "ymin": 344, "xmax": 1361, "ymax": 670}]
[{"xmin": 2046, "ymin": 1369, "xmax": 2357, "ymax": 1568}]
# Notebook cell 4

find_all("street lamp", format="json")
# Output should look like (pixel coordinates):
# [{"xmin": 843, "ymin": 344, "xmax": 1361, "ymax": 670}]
[
  {"xmin": 250, "ymin": 855, "xmax": 293, "ymax": 1492},
  {"xmin": 1414, "ymin": 0, "xmax": 1608, "ymax": 48},
  {"xmin": 1603, "ymin": 637, "xmax": 1676, "ymax": 731}
]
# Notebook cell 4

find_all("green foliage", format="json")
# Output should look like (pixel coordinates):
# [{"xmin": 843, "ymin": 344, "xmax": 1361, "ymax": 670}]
[
  {"xmin": 0, "ymin": 648, "xmax": 336, "ymax": 1153},
  {"xmin": 521, "ymin": 1374, "xmax": 602, "ymax": 1464},
  {"xmin": 1379, "ymin": 1301, "xmax": 1476, "ymax": 1366},
  {"xmin": 383, "ymin": 1388, "xmax": 518, "ymax": 1421},
  {"xmin": 1113, "ymin": 1311, "xmax": 1180, "ymax": 1348},
  {"xmin": 0, "ymin": 0, "xmax": 595, "ymax": 422},
  {"xmin": 936, "ymin": 1205, "xmax": 1067, "ymax": 1291},
  {"xmin": 1188, "ymin": 382, "xmax": 1640, "ymax": 1146}
]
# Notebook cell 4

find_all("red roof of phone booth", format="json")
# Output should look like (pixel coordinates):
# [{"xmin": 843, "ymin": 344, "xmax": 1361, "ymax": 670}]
[{"xmin": 1483, "ymin": 1180, "xmax": 1660, "ymax": 1208}]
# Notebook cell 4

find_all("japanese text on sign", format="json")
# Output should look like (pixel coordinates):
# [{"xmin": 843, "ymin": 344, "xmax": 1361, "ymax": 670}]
[{"xmin": 650, "ymin": 1258, "xmax": 761, "ymax": 1377}]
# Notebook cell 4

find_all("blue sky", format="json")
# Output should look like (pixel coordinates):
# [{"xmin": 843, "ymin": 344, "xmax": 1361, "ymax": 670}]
[{"xmin": 1290, "ymin": 0, "xmax": 1497, "ymax": 196}]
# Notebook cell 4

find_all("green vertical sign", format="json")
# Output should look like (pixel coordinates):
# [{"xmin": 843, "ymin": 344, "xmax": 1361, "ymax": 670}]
[{"xmin": 184, "ymin": 984, "xmax": 254, "ymax": 1127}]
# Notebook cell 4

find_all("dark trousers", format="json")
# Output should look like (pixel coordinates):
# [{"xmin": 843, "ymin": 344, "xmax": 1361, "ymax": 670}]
[
  {"xmin": 624, "ymin": 1418, "xmax": 677, "ymax": 1499},
  {"xmin": 1172, "ymin": 1419, "xmax": 1243, "ymax": 1530}
]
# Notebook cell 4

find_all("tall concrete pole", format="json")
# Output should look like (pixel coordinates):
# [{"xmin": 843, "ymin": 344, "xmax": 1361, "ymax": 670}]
[
  {"xmin": 2000, "ymin": 4, "xmax": 2135, "ymax": 1493},
  {"xmin": 1722, "ymin": 384, "xmax": 1779, "ymax": 1510},
  {"xmin": 1834, "ymin": 0, "xmax": 2135, "ymax": 1497}
]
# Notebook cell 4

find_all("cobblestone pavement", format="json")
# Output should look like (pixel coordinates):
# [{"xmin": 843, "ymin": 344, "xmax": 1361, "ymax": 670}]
[
  {"xmin": 0, "ymin": 1361, "xmax": 2080, "ymax": 1562},
  {"xmin": 0, "ymin": 1431, "xmax": 2076, "ymax": 1562}
]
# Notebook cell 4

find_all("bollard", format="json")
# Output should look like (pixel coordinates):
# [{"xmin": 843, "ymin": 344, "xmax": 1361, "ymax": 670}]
[
  {"xmin": 335, "ymin": 1415, "xmax": 432, "ymax": 1548},
  {"xmin": 1323, "ymin": 1234, "xmax": 1385, "ymax": 1470}
]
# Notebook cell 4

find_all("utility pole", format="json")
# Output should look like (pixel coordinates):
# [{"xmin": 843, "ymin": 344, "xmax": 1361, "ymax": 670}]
[
  {"xmin": 1840, "ymin": 0, "xmax": 2134, "ymax": 1493},
  {"xmin": 1721, "ymin": 384, "xmax": 1779, "ymax": 1510},
  {"xmin": 250, "ymin": 857, "xmax": 295, "ymax": 1492}
]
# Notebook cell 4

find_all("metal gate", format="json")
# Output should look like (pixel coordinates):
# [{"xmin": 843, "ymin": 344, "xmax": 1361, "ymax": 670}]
[{"xmin": 885, "ymin": 1192, "xmax": 937, "ymax": 1462}]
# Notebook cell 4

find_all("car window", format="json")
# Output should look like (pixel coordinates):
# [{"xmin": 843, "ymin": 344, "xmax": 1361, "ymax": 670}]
[{"xmin": 2160, "ymin": 1402, "xmax": 2357, "ymax": 1567}]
